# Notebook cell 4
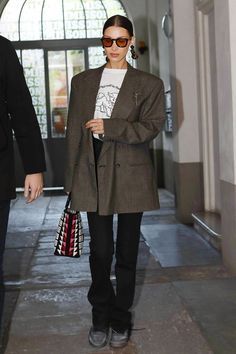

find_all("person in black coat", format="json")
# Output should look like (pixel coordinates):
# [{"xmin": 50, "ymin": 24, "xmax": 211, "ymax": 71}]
[{"xmin": 0, "ymin": 35, "xmax": 46, "ymax": 332}]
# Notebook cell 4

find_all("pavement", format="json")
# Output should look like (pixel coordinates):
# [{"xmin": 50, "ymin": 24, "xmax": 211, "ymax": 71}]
[{"xmin": 1, "ymin": 189, "xmax": 236, "ymax": 354}]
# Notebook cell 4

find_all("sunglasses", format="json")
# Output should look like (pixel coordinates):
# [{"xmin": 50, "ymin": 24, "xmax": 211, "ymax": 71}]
[{"xmin": 101, "ymin": 37, "xmax": 130, "ymax": 48}]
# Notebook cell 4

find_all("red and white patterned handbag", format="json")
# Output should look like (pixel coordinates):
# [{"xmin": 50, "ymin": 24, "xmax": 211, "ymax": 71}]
[{"xmin": 54, "ymin": 195, "xmax": 84, "ymax": 257}]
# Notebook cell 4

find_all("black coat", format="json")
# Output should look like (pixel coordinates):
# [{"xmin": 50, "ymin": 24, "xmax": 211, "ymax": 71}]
[{"xmin": 0, "ymin": 35, "xmax": 46, "ymax": 201}]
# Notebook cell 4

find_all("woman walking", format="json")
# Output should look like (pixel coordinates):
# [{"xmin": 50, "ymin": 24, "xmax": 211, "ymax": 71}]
[{"xmin": 65, "ymin": 14, "xmax": 165, "ymax": 349}]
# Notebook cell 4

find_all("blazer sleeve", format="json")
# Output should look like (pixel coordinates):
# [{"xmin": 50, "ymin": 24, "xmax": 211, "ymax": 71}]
[
  {"xmin": 103, "ymin": 78, "xmax": 165, "ymax": 144},
  {"xmin": 5, "ymin": 39, "xmax": 46, "ymax": 174},
  {"xmin": 64, "ymin": 77, "xmax": 82, "ymax": 192}
]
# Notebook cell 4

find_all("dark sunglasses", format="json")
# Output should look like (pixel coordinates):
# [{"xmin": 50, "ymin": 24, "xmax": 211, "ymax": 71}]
[{"xmin": 101, "ymin": 37, "xmax": 130, "ymax": 48}]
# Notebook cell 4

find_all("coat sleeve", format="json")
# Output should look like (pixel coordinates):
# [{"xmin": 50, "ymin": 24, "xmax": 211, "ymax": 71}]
[
  {"xmin": 103, "ymin": 79, "xmax": 165, "ymax": 144},
  {"xmin": 5, "ymin": 39, "xmax": 46, "ymax": 174},
  {"xmin": 64, "ymin": 77, "xmax": 82, "ymax": 192}
]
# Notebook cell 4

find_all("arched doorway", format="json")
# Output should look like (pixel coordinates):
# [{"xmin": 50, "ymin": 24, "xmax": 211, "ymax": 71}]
[{"xmin": 0, "ymin": 0, "xmax": 129, "ymax": 188}]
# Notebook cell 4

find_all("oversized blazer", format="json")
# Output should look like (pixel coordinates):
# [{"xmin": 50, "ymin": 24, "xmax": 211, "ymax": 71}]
[
  {"xmin": 0, "ymin": 36, "xmax": 46, "ymax": 201},
  {"xmin": 65, "ymin": 63, "xmax": 165, "ymax": 215}
]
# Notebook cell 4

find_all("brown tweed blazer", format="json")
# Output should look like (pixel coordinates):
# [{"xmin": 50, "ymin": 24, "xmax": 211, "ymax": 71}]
[{"xmin": 65, "ymin": 63, "xmax": 165, "ymax": 215}]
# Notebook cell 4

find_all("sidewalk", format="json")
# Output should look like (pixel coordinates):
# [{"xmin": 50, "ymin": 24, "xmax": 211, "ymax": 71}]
[{"xmin": 1, "ymin": 189, "xmax": 236, "ymax": 354}]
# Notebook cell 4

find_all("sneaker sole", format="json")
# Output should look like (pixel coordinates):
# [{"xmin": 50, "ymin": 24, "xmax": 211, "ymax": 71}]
[
  {"xmin": 89, "ymin": 339, "xmax": 108, "ymax": 348},
  {"xmin": 110, "ymin": 340, "xmax": 129, "ymax": 348}
]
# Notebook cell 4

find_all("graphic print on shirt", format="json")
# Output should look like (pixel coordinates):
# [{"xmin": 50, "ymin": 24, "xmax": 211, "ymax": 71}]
[{"xmin": 95, "ymin": 84, "xmax": 120, "ymax": 118}]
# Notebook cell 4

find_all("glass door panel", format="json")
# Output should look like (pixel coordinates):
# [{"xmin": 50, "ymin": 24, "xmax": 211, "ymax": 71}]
[
  {"xmin": 67, "ymin": 50, "xmax": 85, "ymax": 87},
  {"xmin": 21, "ymin": 49, "xmax": 48, "ymax": 138},
  {"xmin": 48, "ymin": 51, "xmax": 67, "ymax": 137},
  {"xmin": 48, "ymin": 49, "xmax": 85, "ymax": 138}
]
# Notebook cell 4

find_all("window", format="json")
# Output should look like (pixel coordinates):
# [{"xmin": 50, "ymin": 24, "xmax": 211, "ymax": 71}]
[
  {"xmin": 0, "ymin": 0, "xmax": 126, "ymax": 41},
  {"xmin": 0, "ymin": 0, "xmax": 128, "ymax": 138}
]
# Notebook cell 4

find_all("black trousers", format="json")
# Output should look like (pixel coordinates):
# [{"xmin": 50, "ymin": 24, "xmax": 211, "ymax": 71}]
[
  {"xmin": 0, "ymin": 200, "xmax": 10, "ymax": 334},
  {"xmin": 87, "ymin": 138, "xmax": 143, "ymax": 331}
]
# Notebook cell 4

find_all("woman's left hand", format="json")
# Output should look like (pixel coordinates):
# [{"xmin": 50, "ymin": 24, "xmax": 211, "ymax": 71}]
[
  {"xmin": 24, "ymin": 173, "xmax": 44, "ymax": 203},
  {"xmin": 85, "ymin": 119, "xmax": 104, "ymax": 135}
]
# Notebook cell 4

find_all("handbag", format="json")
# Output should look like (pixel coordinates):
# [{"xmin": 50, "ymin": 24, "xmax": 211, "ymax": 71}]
[{"xmin": 54, "ymin": 194, "xmax": 84, "ymax": 257}]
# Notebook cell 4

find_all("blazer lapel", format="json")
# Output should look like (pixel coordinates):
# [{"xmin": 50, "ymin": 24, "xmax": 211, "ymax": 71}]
[
  {"xmin": 99, "ymin": 64, "xmax": 140, "ymax": 160},
  {"xmin": 110, "ymin": 64, "xmax": 139, "ymax": 120},
  {"xmin": 85, "ymin": 64, "xmax": 106, "ymax": 119},
  {"xmin": 82, "ymin": 64, "xmax": 105, "ymax": 164}
]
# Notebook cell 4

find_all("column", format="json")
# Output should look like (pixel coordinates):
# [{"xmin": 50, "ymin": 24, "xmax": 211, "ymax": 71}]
[
  {"xmin": 215, "ymin": 0, "xmax": 236, "ymax": 272},
  {"xmin": 170, "ymin": 0, "xmax": 204, "ymax": 223}
]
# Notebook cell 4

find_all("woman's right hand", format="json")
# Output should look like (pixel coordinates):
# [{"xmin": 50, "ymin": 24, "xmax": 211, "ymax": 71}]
[{"xmin": 85, "ymin": 119, "xmax": 104, "ymax": 135}]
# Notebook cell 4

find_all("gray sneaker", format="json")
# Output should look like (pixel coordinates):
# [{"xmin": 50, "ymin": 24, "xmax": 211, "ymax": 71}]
[
  {"xmin": 110, "ymin": 328, "xmax": 129, "ymax": 348},
  {"xmin": 88, "ymin": 326, "xmax": 109, "ymax": 348}
]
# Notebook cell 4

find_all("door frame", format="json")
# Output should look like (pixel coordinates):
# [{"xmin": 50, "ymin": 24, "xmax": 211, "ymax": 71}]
[{"xmin": 195, "ymin": 0, "xmax": 218, "ymax": 211}]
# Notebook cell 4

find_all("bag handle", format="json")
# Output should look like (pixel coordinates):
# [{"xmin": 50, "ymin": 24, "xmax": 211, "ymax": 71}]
[{"xmin": 65, "ymin": 193, "xmax": 71, "ymax": 210}]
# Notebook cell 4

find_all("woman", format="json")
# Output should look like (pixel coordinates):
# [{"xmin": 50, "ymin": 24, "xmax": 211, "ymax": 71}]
[{"xmin": 65, "ymin": 15, "xmax": 165, "ymax": 349}]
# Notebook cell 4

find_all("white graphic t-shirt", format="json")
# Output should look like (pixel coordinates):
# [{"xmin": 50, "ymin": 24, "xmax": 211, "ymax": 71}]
[{"xmin": 93, "ymin": 68, "xmax": 127, "ymax": 139}]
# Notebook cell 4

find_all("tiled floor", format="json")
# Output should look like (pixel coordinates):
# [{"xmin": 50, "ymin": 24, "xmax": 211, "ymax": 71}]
[
  {"xmin": 142, "ymin": 224, "xmax": 221, "ymax": 267},
  {"xmin": 1, "ymin": 189, "xmax": 236, "ymax": 354}
]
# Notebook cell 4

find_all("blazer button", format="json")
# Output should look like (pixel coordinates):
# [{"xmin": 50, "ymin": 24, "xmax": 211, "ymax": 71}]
[
  {"xmin": 116, "ymin": 163, "xmax": 120, "ymax": 168},
  {"xmin": 99, "ymin": 165, "xmax": 105, "ymax": 168}
]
